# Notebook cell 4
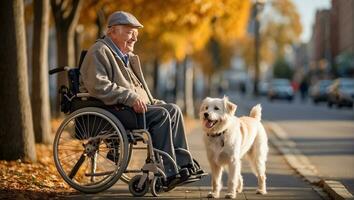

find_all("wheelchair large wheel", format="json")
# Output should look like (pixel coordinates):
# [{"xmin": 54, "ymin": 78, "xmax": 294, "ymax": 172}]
[
  {"xmin": 119, "ymin": 143, "xmax": 133, "ymax": 184},
  {"xmin": 53, "ymin": 107, "xmax": 129, "ymax": 193}
]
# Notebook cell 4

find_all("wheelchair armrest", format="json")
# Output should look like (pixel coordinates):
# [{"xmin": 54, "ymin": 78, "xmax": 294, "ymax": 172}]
[
  {"xmin": 49, "ymin": 66, "xmax": 77, "ymax": 75},
  {"xmin": 76, "ymin": 93, "xmax": 90, "ymax": 98}
]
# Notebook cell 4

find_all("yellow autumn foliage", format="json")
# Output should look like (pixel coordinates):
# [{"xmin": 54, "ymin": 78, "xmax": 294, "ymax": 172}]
[
  {"xmin": 240, "ymin": 0, "xmax": 302, "ymax": 68},
  {"xmin": 78, "ymin": 0, "xmax": 251, "ymax": 66}
]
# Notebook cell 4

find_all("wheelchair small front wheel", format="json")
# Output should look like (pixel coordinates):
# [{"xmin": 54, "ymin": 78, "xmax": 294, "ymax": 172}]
[
  {"xmin": 129, "ymin": 175, "xmax": 149, "ymax": 197},
  {"xmin": 151, "ymin": 176, "xmax": 164, "ymax": 197}
]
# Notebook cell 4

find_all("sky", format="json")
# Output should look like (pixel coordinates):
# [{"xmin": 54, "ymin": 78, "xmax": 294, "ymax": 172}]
[{"xmin": 292, "ymin": 0, "xmax": 331, "ymax": 42}]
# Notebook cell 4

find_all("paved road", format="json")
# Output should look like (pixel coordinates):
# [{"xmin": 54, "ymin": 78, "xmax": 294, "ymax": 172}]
[{"xmin": 227, "ymin": 92, "xmax": 354, "ymax": 195}]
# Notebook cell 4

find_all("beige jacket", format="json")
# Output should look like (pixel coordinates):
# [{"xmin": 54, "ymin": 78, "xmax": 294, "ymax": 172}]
[{"xmin": 79, "ymin": 36, "xmax": 163, "ymax": 107}]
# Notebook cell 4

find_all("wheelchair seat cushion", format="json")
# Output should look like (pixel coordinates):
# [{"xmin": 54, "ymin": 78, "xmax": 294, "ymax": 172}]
[{"xmin": 70, "ymin": 97, "xmax": 144, "ymax": 130}]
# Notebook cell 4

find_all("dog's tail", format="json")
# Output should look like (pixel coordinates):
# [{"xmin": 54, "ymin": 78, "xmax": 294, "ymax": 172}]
[{"xmin": 250, "ymin": 104, "xmax": 262, "ymax": 121}]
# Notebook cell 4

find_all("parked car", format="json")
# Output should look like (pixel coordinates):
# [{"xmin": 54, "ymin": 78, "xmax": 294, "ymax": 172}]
[
  {"xmin": 327, "ymin": 78, "xmax": 354, "ymax": 108},
  {"xmin": 268, "ymin": 79, "xmax": 294, "ymax": 101},
  {"xmin": 258, "ymin": 81, "xmax": 269, "ymax": 96},
  {"xmin": 309, "ymin": 80, "xmax": 332, "ymax": 104}
]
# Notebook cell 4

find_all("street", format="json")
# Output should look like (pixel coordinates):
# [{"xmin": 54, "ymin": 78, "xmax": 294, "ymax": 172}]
[{"xmin": 227, "ymin": 91, "xmax": 354, "ymax": 195}]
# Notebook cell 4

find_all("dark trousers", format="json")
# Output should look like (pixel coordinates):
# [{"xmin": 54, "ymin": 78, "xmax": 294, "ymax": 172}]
[{"xmin": 145, "ymin": 103, "xmax": 192, "ymax": 177}]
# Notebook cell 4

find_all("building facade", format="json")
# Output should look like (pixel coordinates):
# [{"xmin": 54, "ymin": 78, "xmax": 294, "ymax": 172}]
[
  {"xmin": 330, "ymin": 0, "xmax": 354, "ymax": 76},
  {"xmin": 309, "ymin": 0, "xmax": 354, "ymax": 78}
]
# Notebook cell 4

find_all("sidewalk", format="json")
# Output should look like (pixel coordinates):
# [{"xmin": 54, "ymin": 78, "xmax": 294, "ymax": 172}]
[
  {"xmin": 61, "ymin": 124, "xmax": 330, "ymax": 199},
  {"xmin": 229, "ymin": 92, "xmax": 354, "ymax": 200}
]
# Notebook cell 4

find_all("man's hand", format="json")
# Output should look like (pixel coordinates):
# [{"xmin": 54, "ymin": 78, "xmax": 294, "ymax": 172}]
[{"xmin": 132, "ymin": 98, "xmax": 147, "ymax": 113}]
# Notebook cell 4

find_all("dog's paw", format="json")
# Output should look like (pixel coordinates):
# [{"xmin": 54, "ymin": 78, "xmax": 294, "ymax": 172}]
[
  {"xmin": 256, "ymin": 189, "xmax": 267, "ymax": 195},
  {"xmin": 207, "ymin": 192, "xmax": 214, "ymax": 198},
  {"xmin": 207, "ymin": 192, "xmax": 219, "ymax": 198},
  {"xmin": 225, "ymin": 193, "xmax": 236, "ymax": 199},
  {"xmin": 237, "ymin": 185, "xmax": 243, "ymax": 193}
]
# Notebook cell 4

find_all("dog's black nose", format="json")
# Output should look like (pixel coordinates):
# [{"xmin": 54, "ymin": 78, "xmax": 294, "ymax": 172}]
[{"xmin": 204, "ymin": 113, "xmax": 209, "ymax": 118}]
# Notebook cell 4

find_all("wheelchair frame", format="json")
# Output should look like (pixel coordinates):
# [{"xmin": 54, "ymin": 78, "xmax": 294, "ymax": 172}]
[{"xmin": 49, "ymin": 51, "xmax": 197, "ymax": 197}]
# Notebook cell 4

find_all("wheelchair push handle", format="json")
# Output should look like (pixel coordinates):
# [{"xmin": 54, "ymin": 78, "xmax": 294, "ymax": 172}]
[
  {"xmin": 49, "ymin": 67, "xmax": 65, "ymax": 75},
  {"xmin": 49, "ymin": 66, "xmax": 76, "ymax": 75}
]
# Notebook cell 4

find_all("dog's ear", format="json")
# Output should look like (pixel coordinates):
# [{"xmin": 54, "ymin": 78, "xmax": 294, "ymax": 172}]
[
  {"xmin": 199, "ymin": 101, "xmax": 205, "ymax": 113},
  {"xmin": 223, "ymin": 96, "xmax": 237, "ymax": 115},
  {"xmin": 200, "ymin": 97, "xmax": 210, "ymax": 113}
]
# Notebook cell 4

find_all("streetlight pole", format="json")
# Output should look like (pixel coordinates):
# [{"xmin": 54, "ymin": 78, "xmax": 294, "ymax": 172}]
[{"xmin": 253, "ymin": 0, "xmax": 266, "ymax": 97}]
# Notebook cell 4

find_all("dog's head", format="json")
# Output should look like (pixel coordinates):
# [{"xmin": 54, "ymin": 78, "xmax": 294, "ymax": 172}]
[{"xmin": 199, "ymin": 96, "xmax": 237, "ymax": 133}]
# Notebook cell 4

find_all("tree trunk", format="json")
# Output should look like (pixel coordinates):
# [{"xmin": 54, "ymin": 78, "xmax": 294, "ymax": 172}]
[
  {"xmin": 192, "ymin": 66, "xmax": 200, "ymax": 114},
  {"xmin": 173, "ymin": 61, "xmax": 179, "ymax": 103},
  {"xmin": 0, "ymin": 0, "xmax": 37, "ymax": 161},
  {"xmin": 96, "ymin": 8, "xmax": 106, "ymax": 39},
  {"xmin": 204, "ymin": 74, "xmax": 212, "ymax": 97},
  {"xmin": 75, "ymin": 26, "xmax": 84, "ymax": 64},
  {"xmin": 183, "ymin": 57, "xmax": 195, "ymax": 118},
  {"xmin": 54, "ymin": 27, "xmax": 70, "ymax": 115},
  {"xmin": 51, "ymin": 0, "xmax": 82, "ymax": 114},
  {"xmin": 174, "ymin": 60, "xmax": 184, "ymax": 110},
  {"xmin": 153, "ymin": 58, "xmax": 160, "ymax": 98},
  {"xmin": 32, "ymin": 0, "xmax": 52, "ymax": 144}
]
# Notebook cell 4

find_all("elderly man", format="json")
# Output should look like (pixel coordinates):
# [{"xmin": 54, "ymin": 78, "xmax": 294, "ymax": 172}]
[{"xmin": 79, "ymin": 11, "xmax": 204, "ymax": 188}]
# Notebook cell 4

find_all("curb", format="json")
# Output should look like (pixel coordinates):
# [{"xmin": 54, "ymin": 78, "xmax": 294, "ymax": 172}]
[
  {"xmin": 320, "ymin": 180, "xmax": 354, "ymax": 200},
  {"xmin": 266, "ymin": 122, "xmax": 354, "ymax": 200}
]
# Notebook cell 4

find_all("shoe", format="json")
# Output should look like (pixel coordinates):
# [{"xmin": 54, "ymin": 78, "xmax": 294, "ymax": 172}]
[
  {"xmin": 191, "ymin": 168, "xmax": 205, "ymax": 176},
  {"xmin": 181, "ymin": 163, "xmax": 205, "ymax": 176},
  {"xmin": 177, "ymin": 168, "xmax": 208, "ymax": 186},
  {"xmin": 177, "ymin": 176, "xmax": 201, "ymax": 186},
  {"xmin": 163, "ymin": 168, "xmax": 190, "ymax": 191},
  {"xmin": 163, "ymin": 175, "xmax": 180, "ymax": 191},
  {"xmin": 190, "ymin": 158, "xmax": 208, "ymax": 177}
]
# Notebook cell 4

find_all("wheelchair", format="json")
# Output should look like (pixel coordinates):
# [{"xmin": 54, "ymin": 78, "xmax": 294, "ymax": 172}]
[{"xmin": 49, "ymin": 51, "xmax": 204, "ymax": 197}]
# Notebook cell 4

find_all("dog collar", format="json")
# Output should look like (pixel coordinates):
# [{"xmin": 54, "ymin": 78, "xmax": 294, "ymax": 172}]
[{"xmin": 207, "ymin": 130, "xmax": 226, "ymax": 137}]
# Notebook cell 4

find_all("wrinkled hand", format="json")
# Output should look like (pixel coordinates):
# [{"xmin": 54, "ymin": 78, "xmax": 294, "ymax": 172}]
[{"xmin": 132, "ymin": 98, "xmax": 147, "ymax": 113}]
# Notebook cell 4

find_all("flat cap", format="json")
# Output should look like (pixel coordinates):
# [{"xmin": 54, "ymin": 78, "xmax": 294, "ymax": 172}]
[{"xmin": 107, "ymin": 11, "xmax": 143, "ymax": 28}]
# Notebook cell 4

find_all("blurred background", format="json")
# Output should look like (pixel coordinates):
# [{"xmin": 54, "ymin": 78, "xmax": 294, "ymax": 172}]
[{"xmin": 21, "ymin": 0, "xmax": 353, "ymax": 116}]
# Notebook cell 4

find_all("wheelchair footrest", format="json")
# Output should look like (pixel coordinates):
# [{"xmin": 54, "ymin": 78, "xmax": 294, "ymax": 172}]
[{"xmin": 85, "ymin": 171, "xmax": 114, "ymax": 176}]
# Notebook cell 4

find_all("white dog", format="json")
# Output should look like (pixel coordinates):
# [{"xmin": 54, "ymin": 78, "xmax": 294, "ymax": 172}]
[{"xmin": 200, "ymin": 97, "xmax": 268, "ymax": 199}]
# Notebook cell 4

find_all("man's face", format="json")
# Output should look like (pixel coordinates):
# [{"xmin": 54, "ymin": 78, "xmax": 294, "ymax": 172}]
[{"xmin": 110, "ymin": 25, "xmax": 138, "ymax": 54}]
